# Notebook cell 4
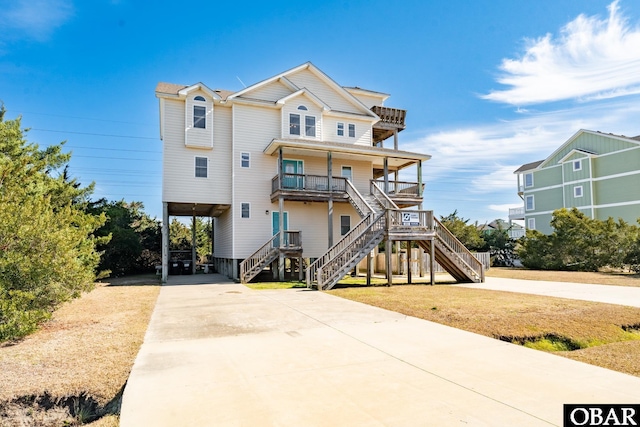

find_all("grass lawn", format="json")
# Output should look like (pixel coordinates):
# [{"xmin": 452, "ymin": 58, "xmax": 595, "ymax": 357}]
[
  {"xmin": 0, "ymin": 275, "xmax": 160, "ymax": 427},
  {"xmin": 328, "ymin": 270, "xmax": 640, "ymax": 377}
]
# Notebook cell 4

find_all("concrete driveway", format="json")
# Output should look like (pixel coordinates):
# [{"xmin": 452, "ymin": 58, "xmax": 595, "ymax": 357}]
[{"xmin": 120, "ymin": 275, "xmax": 640, "ymax": 426}]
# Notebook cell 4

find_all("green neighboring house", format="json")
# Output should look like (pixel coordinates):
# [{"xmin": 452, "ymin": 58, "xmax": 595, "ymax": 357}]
[{"xmin": 510, "ymin": 130, "xmax": 640, "ymax": 234}]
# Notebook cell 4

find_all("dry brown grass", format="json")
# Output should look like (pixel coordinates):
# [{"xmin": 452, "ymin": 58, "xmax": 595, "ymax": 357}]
[
  {"xmin": 329, "ymin": 280, "xmax": 640, "ymax": 377},
  {"xmin": 0, "ymin": 275, "xmax": 160, "ymax": 426},
  {"xmin": 487, "ymin": 267, "xmax": 640, "ymax": 287}
]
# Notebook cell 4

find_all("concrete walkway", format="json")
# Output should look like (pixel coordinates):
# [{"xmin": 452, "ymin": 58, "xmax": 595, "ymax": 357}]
[
  {"xmin": 120, "ymin": 275, "xmax": 640, "ymax": 427},
  {"xmin": 458, "ymin": 276, "xmax": 640, "ymax": 307}
]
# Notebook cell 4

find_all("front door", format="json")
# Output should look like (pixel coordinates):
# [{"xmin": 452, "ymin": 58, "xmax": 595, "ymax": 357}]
[{"xmin": 272, "ymin": 211, "xmax": 289, "ymax": 235}]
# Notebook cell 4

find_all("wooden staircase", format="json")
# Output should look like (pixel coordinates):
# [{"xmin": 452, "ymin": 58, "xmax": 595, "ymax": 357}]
[
  {"xmin": 240, "ymin": 231, "xmax": 302, "ymax": 284},
  {"xmin": 418, "ymin": 217, "xmax": 484, "ymax": 283},
  {"xmin": 306, "ymin": 182, "xmax": 483, "ymax": 290}
]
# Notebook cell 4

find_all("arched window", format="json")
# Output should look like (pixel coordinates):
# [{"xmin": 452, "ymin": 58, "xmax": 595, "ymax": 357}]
[
  {"xmin": 297, "ymin": 105, "xmax": 308, "ymax": 111},
  {"xmin": 194, "ymin": 95, "xmax": 206, "ymax": 102}
]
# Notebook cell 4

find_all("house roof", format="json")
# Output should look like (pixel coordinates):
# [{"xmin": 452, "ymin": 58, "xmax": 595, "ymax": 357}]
[
  {"xmin": 155, "ymin": 82, "xmax": 234, "ymax": 100},
  {"xmin": 513, "ymin": 160, "xmax": 543, "ymax": 174},
  {"xmin": 264, "ymin": 138, "xmax": 430, "ymax": 171},
  {"xmin": 227, "ymin": 62, "xmax": 378, "ymax": 118}
]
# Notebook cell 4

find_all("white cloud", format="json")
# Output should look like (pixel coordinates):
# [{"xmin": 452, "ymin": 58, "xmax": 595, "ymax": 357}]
[
  {"xmin": 482, "ymin": 1, "xmax": 640, "ymax": 105},
  {"xmin": 0, "ymin": 0, "xmax": 73, "ymax": 42}
]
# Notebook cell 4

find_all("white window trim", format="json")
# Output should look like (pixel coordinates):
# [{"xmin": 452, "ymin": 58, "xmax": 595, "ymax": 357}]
[
  {"xmin": 241, "ymin": 152, "xmax": 250, "ymax": 168},
  {"xmin": 289, "ymin": 113, "xmax": 301, "ymax": 136},
  {"xmin": 337, "ymin": 122, "xmax": 344, "ymax": 137},
  {"xmin": 524, "ymin": 172, "xmax": 534, "ymax": 188},
  {"xmin": 241, "ymin": 203, "xmax": 251, "ymax": 219},
  {"xmin": 527, "ymin": 218, "xmax": 535, "ymax": 230},
  {"xmin": 193, "ymin": 105, "xmax": 206, "ymax": 129},
  {"xmin": 195, "ymin": 156, "xmax": 208, "ymax": 178},
  {"xmin": 525, "ymin": 195, "xmax": 535, "ymax": 211},
  {"xmin": 573, "ymin": 159, "xmax": 582, "ymax": 171},
  {"xmin": 574, "ymin": 185, "xmax": 583, "ymax": 198},
  {"xmin": 348, "ymin": 123, "xmax": 356, "ymax": 138},
  {"xmin": 304, "ymin": 115, "xmax": 317, "ymax": 138}
]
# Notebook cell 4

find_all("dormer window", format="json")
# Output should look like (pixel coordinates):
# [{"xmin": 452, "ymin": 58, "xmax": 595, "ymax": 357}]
[
  {"xmin": 289, "ymin": 114, "xmax": 301, "ymax": 135},
  {"xmin": 297, "ymin": 105, "xmax": 308, "ymax": 111},
  {"xmin": 194, "ymin": 96, "xmax": 206, "ymax": 102}
]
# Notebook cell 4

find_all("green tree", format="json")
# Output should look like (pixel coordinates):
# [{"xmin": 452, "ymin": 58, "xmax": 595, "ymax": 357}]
[
  {"xmin": 518, "ymin": 208, "xmax": 639, "ymax": 272},
  {"xmin": 0, "ymin": 107, "xmax": 106, "ymax": 341},
  {"xmin": 482, "ymin": 223, "xmax": 517, "ymax": 266},
  {"xmin": 439, "ymin": 210, "xmax": 485, "ymax": 251},
  {"xmin": 88, "ymin": 199, "xmax": 161, "ymax": 277}
]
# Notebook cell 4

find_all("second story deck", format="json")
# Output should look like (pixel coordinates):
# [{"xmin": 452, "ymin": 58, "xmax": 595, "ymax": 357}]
[
  {"xmin": 271, "ymin": 173, "xmax": 423, "ymax": 208},
  {"xmin": 371, "ymin": 106, "xmax": 406, "ymax": 144}
]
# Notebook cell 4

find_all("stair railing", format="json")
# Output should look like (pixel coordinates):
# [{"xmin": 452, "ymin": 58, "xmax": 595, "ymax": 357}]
[
  {"xmin": 345, "ymin": 180, "xmax": 375, "ymax": 218},
  {"xmin": 433, "ymin": 217, "xmax": 485, "ymax": 281},
  {"xmin": 370, "ymin": 181, "xmax": 399, "ymax": 210},
  {"xmin": 240, "ymin": 232, "xmax": 281, "ymax": 283},
  {"xmin": 315, "ymin": 213, "xmax": 386, "ymax": 289}
]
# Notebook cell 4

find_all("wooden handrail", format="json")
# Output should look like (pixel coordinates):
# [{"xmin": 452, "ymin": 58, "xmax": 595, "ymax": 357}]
[
  {"xmin": 240, "ymin": 232, "xmax": 281, "ymax": 283},
  {"xmin": 345, "ymin": 179, "xmax": 374, "ymax": 218},
  {"xmin": 370, "ymin": 181, "xmax": 399, "ymax": 210},
  {"xmin": 433, "ymin": 217, "xmax": 484, "ymax": 281}
]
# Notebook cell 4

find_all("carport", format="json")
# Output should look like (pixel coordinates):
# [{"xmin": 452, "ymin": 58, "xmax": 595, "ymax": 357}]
[{"xmin": 161, "ymin": 201, "xmax": 229, "ymax": 283}]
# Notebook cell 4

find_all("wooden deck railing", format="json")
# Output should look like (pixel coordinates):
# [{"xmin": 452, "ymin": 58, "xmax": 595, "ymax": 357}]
[
  {"xmin": 371, "ymin": 106, "xmax": 406, "ymax": 127},
  {"xmin": 272, "ymin": 174, "xmax": 347, "ymax": 193},
  {"xmin": 370, "ymin": 181, "xmax": 399, "ymax": 210},
  {"xmin": 239, "ymin": 230, "xmax": 302, "ymax": 283},
  {"xmin": 345, "ymin": 179, "xmax": 374, "ymax": 217},
  {"xmin": 372, "ymin": 179, "xmax": 424, "ymax": 198}
]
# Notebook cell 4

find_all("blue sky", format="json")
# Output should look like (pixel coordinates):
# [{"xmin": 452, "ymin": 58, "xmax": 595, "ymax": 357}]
[{"xmin": 2, "ymin": 0, "xmax": 640, "ymax": 224}]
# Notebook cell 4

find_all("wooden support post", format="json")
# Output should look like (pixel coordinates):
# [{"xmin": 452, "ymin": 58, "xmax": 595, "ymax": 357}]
[
  {"xmin": 430, "ymin": 239, "xmax": 435, "ymax": 286},
  {"xmin": 162, "ymin": 202, "xmax": 169, "ymax": 283},
  {"xmin": 383, "ymin": 157, "xmax": 389, "ymax": 194},
  {"xmin": 386, "ymin": 239, "xmax": 392, "ymax": 287},
  {"xmin": 278, "ymin": 148, "xmax": 285, "ymax": 281},
  {"xmin": 192, "ymin": 212, "xmax": 197, "ymax": 274},
  {"xmin": 393, "ymin": 128, "xmax": 398, "ymax": 151},
  {"xmin": 327, "ymin": 151, "xmax": 333, "ymax": 248},
  {"xmin": 407, "ymin": 241, "xmax": 412, "ymax": 284},
  {"xmin": 299, "ymin": 257, "xmax": 304, "ymax": 281},
  {"xmin": 366, "ymin": 252, "xmax": 372, "ymax": 286}
]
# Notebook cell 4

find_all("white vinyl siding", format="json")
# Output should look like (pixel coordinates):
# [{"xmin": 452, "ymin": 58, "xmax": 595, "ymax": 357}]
[
  {"xmin": 239, "ymin": 80, "xmax": 293, "ymax": 102},
  {"xmin": 323, "ymin": 116, "xmax": 371, "ymax": 145},
  {"xmin": 162, "ymin": 99, "xmax": 231, "ymax": 204},
  {"xmin": 287, "ymin": 68, "xmax": 363, "ymax": 115},
  {"xmin": 233, "ymin": 104, "xmax": 280, "ymax": 258},
  {"xmin": 281, "ymin": 97, "xmax": 322, "ymax": 141}
]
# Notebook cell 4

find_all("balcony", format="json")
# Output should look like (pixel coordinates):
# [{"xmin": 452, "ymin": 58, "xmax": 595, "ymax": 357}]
[
  {"xmin": 373, "ymin": 179, "xmax": 424, "ymax": 208},
  {"xmin": 371, "ymin": 106, "xmax": 407, "ymax": 144},
  {"xmin": 271, "ymin": 174, "xmax": 349, "ymax": 203},
  {"xmin": 509, "ymin": 206, "xmax": 525, "ymax": 220}
]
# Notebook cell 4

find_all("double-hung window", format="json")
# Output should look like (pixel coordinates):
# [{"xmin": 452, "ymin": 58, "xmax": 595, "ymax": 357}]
[
  {"xmin": 241, "ymin": 203, "xmax": 250, "ymax": 219},
  {"xmin": 241, "ymin": 152, "xmax": 250, "ymax": 168},
  {"xmin": 337, "ymin": 122, "xmax": 344, "ymax": 136},
  {"xmin": 289, "ymin": 114, "xmax": 301, "ymax": 136},
  {"xmin": 340, "ymin": 215, "xmax": 351, "ymax": 236},
  {"xmin": 525, "ymin": 195, "xmax": 534, "ymax": 211},
  {"xmin": 195, "ymin": 157, "xmax": 208, "ymax": 178},
  {"xmin": 524, "ymin": 173, "xmax": 533, "ymax": 188},
  {"xmin": 348, "ymin": 123, "xmax": 355, "ymax": 138},
  {"xmin": 305, "ymin": 116, "xmax": 316, "ymax": 137}
]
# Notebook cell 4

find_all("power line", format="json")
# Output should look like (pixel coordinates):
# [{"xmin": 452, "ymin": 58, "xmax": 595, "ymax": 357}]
[
  {"xmin": 7, "ymin": 109, "xmax": 153, "ymax": 126},
  {"xmin": 73, "ymin": 155, "xmax": 161, "ymax": 162},
  {"xmin": 29, "ymin": 128, "xmax": 158, "ymax": 140},
  {"xmin": 66, "ymin": 145, "xmax": 161, "ymax": 154}
]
